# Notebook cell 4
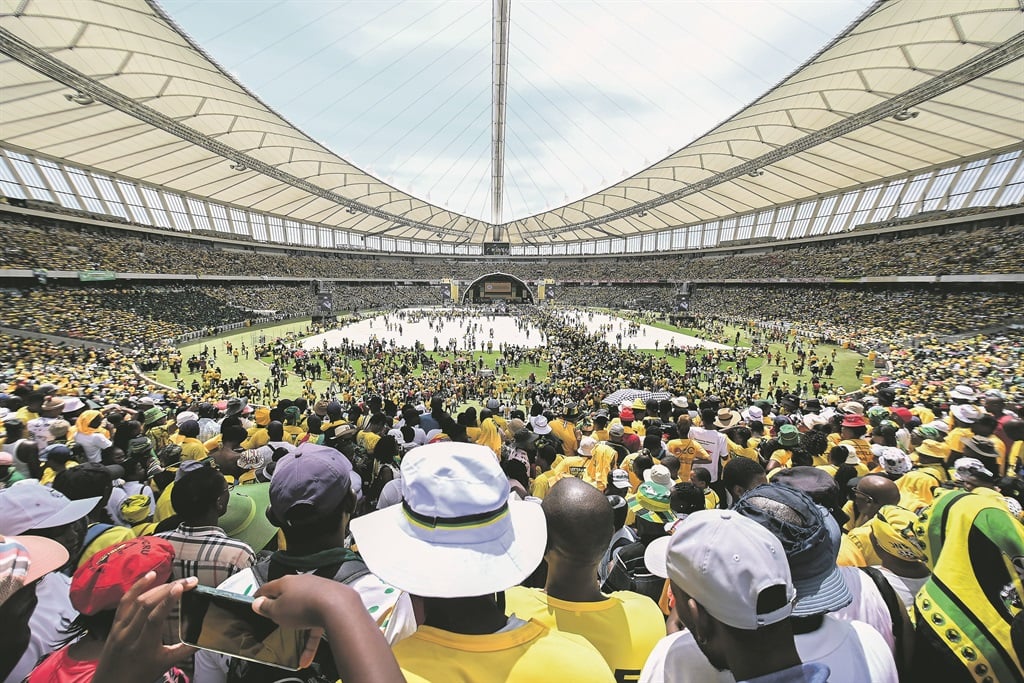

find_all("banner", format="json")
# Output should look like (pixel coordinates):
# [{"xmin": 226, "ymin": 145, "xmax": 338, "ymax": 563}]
[{"xmin": 78, "ymin": 270, "xmax": 116, "ymax": 282}]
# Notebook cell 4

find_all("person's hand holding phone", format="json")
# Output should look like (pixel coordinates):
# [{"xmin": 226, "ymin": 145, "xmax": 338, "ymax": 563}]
[
  {"xmin": 92, "ymin": 572, "xmax": 198, "ymax": 683},
  {"xmin": 251, "ymin": 573, "xmax": 346, "ymax": 630},
  {"xmin": 253, "ymin": 574, "xmax": 406, "ymax": 683}
]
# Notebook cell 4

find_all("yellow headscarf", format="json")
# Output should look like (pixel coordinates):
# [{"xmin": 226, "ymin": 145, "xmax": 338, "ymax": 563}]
[
  {"xmin": 75, "ymin": 410, "xmax": 103, "ymax": 436},
  {"xmin": 870, "ymin": 505, "xmax": 926, "ymax": 562},
  {"xmin": 475, "ymin": 418, "xmax": 503, "ymax": 459}
]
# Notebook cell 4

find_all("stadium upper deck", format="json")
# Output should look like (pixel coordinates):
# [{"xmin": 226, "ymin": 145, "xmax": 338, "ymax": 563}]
[{"xmin": 0, "ymin": 0, "xmax": 1021, "ymax": 254}]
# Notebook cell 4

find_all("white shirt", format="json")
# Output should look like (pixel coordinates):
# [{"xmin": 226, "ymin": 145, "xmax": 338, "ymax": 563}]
[
  {"xmin": 26, "ymin": 416, "xmax": 56, "ymax": 449},
  {"xmin": 689, "ymin": 427, "xmax": 728, "ymax": 481},
  {"xmin": 264, "ymin": 440, "xmax": 297, "ymax": 459},
  {"xmin": 10, "ymin": 572, "xmax": 77, "ymax": 683},
  {"xmin": 74, "ymin": 430, "xmax": 112, "ymax": 463},
  {"xmin": 639, "ymin": 616, "xmax": 897, "ymax": 683},
  {"xmin": 876, "ymin": 566, "xmax": 928, "ymax": 610},
  {"xmin": 2, "ymin": 438, "xmax": 34, "ymax": 478},
  {"xmin": 376, "ymin": 477, "xmax": 405, "ymax": 509},
  {"xmin": 197, "ymin": 417, "xmax": 220, "ymax": 443},
  {"xmin": 831, "ymin": 566, "xmax": 895, "ymax": 653}
]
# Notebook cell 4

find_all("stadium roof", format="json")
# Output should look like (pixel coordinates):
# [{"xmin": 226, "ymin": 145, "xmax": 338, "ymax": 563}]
[{"xmin": 0, "ymin": 0, "xmax": 1021, "ymax": 247}]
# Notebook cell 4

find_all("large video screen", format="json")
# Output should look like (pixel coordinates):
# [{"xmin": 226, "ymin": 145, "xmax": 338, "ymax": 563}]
[{"xmin": 483, "ymin": 282, "xmax": 513, "ymax": 294}]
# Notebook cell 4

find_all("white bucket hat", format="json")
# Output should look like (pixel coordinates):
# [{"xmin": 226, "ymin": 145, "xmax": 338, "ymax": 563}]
[
  {"xmin": 742, "ymin": 406, "xmax": 764, "ymax": 423},
  {"xmin": 350, "ymin": 442, "xmax": 546, "ymax": 598},
  {"xmin": 577, "ymin": 436, "xmax": 597, "ymax": 457},
  {"xmin": 949, "ymin": 384, "xmax": 976, "ymax": 401},
  {"xmin": 532, "ymin": 415, "xmax": 552, "ymax": 435},
  {"xmin": 951, "ymin": 404, "xmax": 982, "ymax": 425},
  {"xmin": 643, "ymin": 464, "xmax": 673, "ymax": 487}
]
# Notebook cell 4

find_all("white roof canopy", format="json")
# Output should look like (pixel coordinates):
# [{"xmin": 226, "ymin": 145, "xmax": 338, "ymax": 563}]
[{"xmin": 0, "ymin": 0, "xmax": 1021, "ymax": 246}]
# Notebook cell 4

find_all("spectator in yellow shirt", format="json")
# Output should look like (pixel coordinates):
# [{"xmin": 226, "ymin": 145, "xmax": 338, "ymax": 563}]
[
  {"xmin": 505, "ymin": 478, "xmax": 665, "ymax": 679},
  {"xmin": 175, "ymin": 420, "xmax": 208, "ymax": 461},
  {"xmin": 689, "ymin": 467, "xmax": 720, "ymax": 509}
]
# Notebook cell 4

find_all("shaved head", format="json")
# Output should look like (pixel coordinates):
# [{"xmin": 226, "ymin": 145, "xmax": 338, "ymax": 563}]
[
  {"xmin": 858, "ymin": 474, "xmax": 900, "ymax": 506},
  {"xmin": 543, "ymin": 477, "xmax": 614, "ymax": 564}
]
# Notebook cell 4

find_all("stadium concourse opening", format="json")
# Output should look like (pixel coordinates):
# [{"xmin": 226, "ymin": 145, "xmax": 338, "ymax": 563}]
[{"xmin": 462, "ymin": 272, "xmax": 535, "ymax": 304}]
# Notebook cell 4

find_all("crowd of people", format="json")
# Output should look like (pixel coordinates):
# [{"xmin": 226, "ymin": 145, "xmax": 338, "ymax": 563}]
[
  {"xmin": 0, "ymin": 361, "xmax": 1020, "ymax": 682},
  {"xmin": 0, "ymin": 284, "xmax": 444, "ymax": 349},
  {"xmin": 2, "ymin": 279, "xmax": 1018, "ymax": 364},
  {"xmin": 0, "ymin": 205, "xmax": 1022, "ymax": 681},
  {"xmin": 3, "ymin": 210, "xmax": 1023, "ymax": 282},
  {"xmin": 686, "ymin": 286, "xmax": 1024, "ymax": 348}
]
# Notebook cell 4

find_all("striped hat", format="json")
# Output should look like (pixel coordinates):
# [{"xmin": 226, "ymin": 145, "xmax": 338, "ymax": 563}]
[{"xmin": 628, "ymin": 481, "xmax": 673, "ymax": 525}]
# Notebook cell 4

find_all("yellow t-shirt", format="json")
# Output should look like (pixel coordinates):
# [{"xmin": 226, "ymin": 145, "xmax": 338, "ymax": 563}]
[
  {"xmin": 282, "ymin": 425, "xmax": 305, "ymax": 445},
  {"xmin": 553, "ymin": 455, "xmax": 590, "ymax": 481},
  {"xmin": 242, "ymin": 427, "xmax": 269, "ymax": 450},
  {"xmin": 839, "ymin": 438, "xmax": 873, "ymax": 464},
  {"xmin": 816, "ymin": 462, "xmax": 869, "ymax": 478},
  {"xmin": 530, "ymin": 470, "xmax": 559, "ymax": 500},
  {"xmin": 40, "ymin": 461, "xmax": 78, "ymax": 486},
  {"xmin": 665, "ymin": 438, "xmax": 709, "ymax": 481},
  {"xmin": 945, "ymin": 427, "xmax": 974, "ymax": 455},
  {"xmin": 358, "ymin": 431, "xmax": 381, "ymax": 454},
  {"xmin": 703, "ymin": 488, "xmax": 720, "ymax": 510},
  {"xmin": 727, "ymin": 439, "xmax": 758, "ymax": 461},
  {"xmin": 394, "ymin": 619, "xmax": 615, "ymax": 683},
  {"xmin": 769, "ymin": 449, "xmax": 792, "ymax": 468},
  {"xmin": 836, "ymin": 526, "xmax": 882, "ymax": 568},
  {"xmin": 548, "ymin": 419, "xmax": 578, "ymax": 458},
  {"xmin": 504, "ymin": 586, "xmax": 665, "ymax": 680},
  {"xmin": 178, "ymin": 437, "xmax": 208, "ymax": 462}
]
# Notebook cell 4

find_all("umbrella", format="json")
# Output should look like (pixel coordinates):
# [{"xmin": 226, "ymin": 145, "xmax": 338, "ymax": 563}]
[{"xmin": 601, "ymin": 389, "xmax": 671, "ymax": 406}]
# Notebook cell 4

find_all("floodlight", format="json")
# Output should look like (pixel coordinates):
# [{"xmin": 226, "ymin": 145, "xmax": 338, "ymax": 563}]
[
  {"xmin": 63, "ymin": 92, "xmax": 94, "ymax": 105},
  {"xmin": 893, "ymin": 109, "xmax": 919, "ymax": 122}
]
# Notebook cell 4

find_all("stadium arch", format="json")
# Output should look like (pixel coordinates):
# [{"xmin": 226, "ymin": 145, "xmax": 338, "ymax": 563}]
[{"xmin": 461, "ymin": 273, "xmax": 535, "ymax": 304}]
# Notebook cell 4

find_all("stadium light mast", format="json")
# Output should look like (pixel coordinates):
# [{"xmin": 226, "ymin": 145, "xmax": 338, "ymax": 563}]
[{"xmin": 491, "ymin": 0, "xmax": 511, "ymax": 239}]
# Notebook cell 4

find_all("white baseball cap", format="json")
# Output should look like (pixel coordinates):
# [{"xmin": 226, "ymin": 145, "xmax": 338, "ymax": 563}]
[
  {"xmin": 644, "ymin": 509, "xmax": 795, "ymax": 630},
  {"xmin": 0, "ymin": 485, "xmax": 99, "ymax": 537},
  {"xmin": 610, "ymin": 469, "xmax": 630, "ymax": 490}
]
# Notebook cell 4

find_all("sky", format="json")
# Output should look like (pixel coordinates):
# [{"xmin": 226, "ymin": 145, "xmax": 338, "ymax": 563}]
[{"xmin": 160, "ymin": 0, "xmax": 870, "ymax": 223}]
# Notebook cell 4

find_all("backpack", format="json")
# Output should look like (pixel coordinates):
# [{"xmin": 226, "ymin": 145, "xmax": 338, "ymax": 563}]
[
  {"xmin": 534, "ymin": 432, "xmax": 562, "ymax": 455},
  {"xmin": 350, "ymin": 441, "xmax": 373, "ymax": 484},
  {"xmin": 226, "ymin": 554, "xmax": 371, "ymax": 683},
  {"xmin": 860, "ymin": 566, "xmax": 910, "ymax": 679},
  {"xmin": 366, "ymin": 462, "xmax": 399, "ymax": 508},
  {"xmin": 600, "ymin": 540, "xmax": 664, "ymax": 603},
  {"xmin": 82, "ymin": 523, "xmax": 113, "ymax": 551}
]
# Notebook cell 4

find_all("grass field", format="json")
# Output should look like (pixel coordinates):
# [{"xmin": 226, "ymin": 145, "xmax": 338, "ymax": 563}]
[{"xmin": 152, "ymin": 309, "xmax": 868, "ymax": 405}]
